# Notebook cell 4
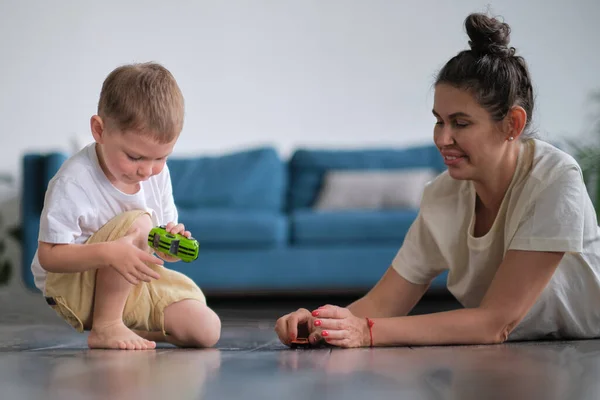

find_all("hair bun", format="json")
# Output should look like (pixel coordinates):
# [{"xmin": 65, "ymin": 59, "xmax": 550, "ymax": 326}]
[{"xmin": 465, "ymin": 13, "xmax": 514, "ymax": 57}]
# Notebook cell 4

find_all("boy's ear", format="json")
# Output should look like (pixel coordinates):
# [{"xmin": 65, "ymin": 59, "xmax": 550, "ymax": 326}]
[{"xmin": 90, "ymin": 115, "xmax": 105, "ymax": 144}]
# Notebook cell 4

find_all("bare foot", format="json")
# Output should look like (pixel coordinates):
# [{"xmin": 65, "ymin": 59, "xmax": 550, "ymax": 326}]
[
  {"xmin": 134, "ymin": 330, "xmax": 185, "ymax": 347},
  {"xmin": 88, "ymin": 321, "xmax": 157, "ymax": 350}
]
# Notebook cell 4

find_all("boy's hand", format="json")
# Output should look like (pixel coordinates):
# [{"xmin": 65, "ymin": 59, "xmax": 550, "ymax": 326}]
[
  {"xmin": 107, "ymin": 229, "xmax": 163, "ymax": 285},
  {"xmin": 165, "ymin": 221, "xmax": 192, "ymax": 238},
  {"xmin": 156, "ymin": 221, "xmax": 192, "ymax": 262}
]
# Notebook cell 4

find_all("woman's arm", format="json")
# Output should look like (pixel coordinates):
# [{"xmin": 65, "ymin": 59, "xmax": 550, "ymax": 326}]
[
  {"xmin": 370, "ymin": 250, "xmax": 564, "ymax": 346},
  {"xmin": 347, "ymin": 266, "xmax": 430, "ymax": 318},
  {"xmin": 313, "ymin": 250, "xmax": 563, "ymax": 347},
  {"xmin": 275, "ymin": 266, "xmax": 431, "ymax": 347}
]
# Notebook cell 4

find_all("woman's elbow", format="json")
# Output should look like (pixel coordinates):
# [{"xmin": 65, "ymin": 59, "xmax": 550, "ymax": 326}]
[
  {"xmin": 483, "ymin": 328, "xmax": 510, "ymax": 344},
  {"xmin": 481, "ymin": 313, "xmax": 519, "ymax": 344}
]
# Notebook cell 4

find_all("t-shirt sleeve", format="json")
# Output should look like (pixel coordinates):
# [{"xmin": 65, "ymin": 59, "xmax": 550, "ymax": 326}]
[
  {"xmin": 38, "ymin": 178, "xmax": 94, "ymax": 244},
  {"xmin": 391, "ymin": 211, "xmax": 447, "ymax": 285},
  {"xmin": 509, "ymin": 166, "xmax": 585, "ymax": 253},
  {"xmin": 160, "ymin": 164, "xmax": 179, "ymax": 224}
]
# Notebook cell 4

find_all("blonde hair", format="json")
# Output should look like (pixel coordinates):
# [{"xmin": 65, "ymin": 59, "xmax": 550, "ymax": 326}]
[{"xmin": 97, "ymin": 62, "xmax": 184, "ymax": 143}]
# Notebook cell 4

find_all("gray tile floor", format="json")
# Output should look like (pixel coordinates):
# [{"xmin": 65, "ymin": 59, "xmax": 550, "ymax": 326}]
[{"xmin": 1, "ymin": 285, "xmax": 599, "ymax": 400}]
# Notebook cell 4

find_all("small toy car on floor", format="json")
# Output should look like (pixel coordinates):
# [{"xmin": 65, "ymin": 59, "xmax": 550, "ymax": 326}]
[
  {"xmin": 290, "ymin": 338, "xmax": 310, "ymax": 349},
  {"xmin": 147, "ymin": 225, "xmax": 199, "ymax": 262}
]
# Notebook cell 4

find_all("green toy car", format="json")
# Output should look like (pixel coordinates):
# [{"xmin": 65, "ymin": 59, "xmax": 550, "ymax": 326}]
[{"xmin": 147, "ymin": 225, "xmax": 199, "ymax": 262}]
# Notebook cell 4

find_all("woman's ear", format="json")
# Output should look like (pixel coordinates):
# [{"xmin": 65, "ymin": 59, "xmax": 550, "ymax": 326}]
[
  {"xmin": 90, "ymin": 115, "xmax": 105, "ymax": 144},
  {"xmin": 505, "ymin": 106, "xmax": 527, "ymax": 141}
]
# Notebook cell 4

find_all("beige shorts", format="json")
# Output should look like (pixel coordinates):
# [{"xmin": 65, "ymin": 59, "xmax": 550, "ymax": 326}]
[{"xmin": 44, "ymin": 210, "xmax": 206, "ymax": 335}]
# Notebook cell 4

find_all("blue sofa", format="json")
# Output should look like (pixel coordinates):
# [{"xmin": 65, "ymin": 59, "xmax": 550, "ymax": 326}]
[{"xmin": 21, "ymin": 144, "xmax": 449, "ymax": 295}]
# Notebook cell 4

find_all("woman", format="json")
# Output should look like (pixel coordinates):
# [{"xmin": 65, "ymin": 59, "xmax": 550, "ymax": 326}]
[{"xmin": 275, "ymin": 12, "xmax": 600, "ymax": 348}]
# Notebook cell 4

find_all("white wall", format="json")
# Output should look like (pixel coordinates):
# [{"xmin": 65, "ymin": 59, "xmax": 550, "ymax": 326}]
[
  {"xmin": 0, "ymin": 0, "xmax": 599, "ymax": 288},
  {"xmin": 2, "ymin": 0, "xmax": 599, "ymax": 181}
]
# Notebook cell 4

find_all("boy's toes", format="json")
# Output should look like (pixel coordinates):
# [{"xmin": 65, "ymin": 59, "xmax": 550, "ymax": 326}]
[
  {"xmin": 137, "ymin": 338, "xmax": 152, "ymax": 350},
  {"xmin": 88, "ymin": 322, "xmax": 157, "ymax": 350}
]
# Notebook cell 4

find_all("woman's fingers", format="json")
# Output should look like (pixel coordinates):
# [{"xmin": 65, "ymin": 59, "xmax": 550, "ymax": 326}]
[
  {"xmin": 308, "ymin": 330, "xmax": 322, "ymax": 345},
  {"xmin": 275, "ymin": 309, "xmax": 312, "ymax": 345},
  {"xmin": 286, "ymin": 309, "xmax": 312, "ymax": 340},
  {"xmin": 308, "ymin": 328, "xmax": 349, "ymax": 347},
  {"xmin": 322, "ymin": 338, "xmax": 351, "ymax": 348},
  {"xmin": 274, "ymin": 317, "xmax": 290, "ymax": 345},
  {"xmin": 312, "ymin": 305, "xmax": 347, "ymax": 319},
  {"xmin": 275, "ymin": 307, "xmax": 356, "ymax": 348},
  {"xmin": 313, "ymin": 318, "xmax": 343, "ymax": 330},
  {"xmin": 321, "ymin": 329, "xmax": 349, "ymax": 340}
]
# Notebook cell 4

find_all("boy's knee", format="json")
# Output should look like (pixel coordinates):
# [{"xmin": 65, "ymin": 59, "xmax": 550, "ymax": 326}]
[
  {"xmin": 204, "ymin": 310, "xmax": 222, "ymax": 346},
  {"xmin": 188, "ymin": 308, "xmax": 221, "ymax": 348},
  {"xmin": 129, "ymin": 212, "xmax": 153, "ymax": 233},
  {"xmin": 127, "ymin": 213, "xmax": 154, "ymax": 250},
  {"xmin": 166, "ymin": 302, "xmax": 221, "ymax": 348}
]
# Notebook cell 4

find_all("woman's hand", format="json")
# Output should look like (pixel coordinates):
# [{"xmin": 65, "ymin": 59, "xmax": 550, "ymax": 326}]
[
  {"xmin": 274, "ymin": 308, "xmax": 318, "ymax": 346},
  {"xmin": 310, "ymin": 305, "xmax": 371, "ymax": 348}
]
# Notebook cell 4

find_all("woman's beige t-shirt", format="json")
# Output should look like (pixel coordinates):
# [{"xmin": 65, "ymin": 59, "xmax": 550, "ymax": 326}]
[{"xmin": 392, "ymin": 139, "xmax": 600, "ymax": 340}]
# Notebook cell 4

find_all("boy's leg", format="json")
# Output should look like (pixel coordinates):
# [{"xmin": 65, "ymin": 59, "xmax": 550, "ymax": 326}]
[
  {"xmin": 87, "ymin": 213, "xmax": 157, "ymax": 350},
  {"xmin": 154, "ymin": 300, "xmax": 221, "ymax": 347},
  {"xmin": 164, "ymin": 300, "xmax": 221, "ymax": 347},
  {"xmin": 135, "ymin": 300, "xmax": 221, "ymax": 348}
]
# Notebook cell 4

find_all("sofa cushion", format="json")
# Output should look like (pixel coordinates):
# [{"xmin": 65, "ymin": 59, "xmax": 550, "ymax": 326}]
[
  {"xmin": 288, "ymin": 145, "xmax": 446, "ymax": 210},
  {"xmin": 291, "ymin": 209, "xmax": 418, "ymax": 245},
  {"xmin": 314, "ymin": 169, "xmax": 438, "ymax": 210},
  {"xmin": 178, "ymin": 209, "xmax": 288, "ymax": 249},
  {"xmin": 167, "ymin": 147, "xmax": 286, "ymax": 211}
]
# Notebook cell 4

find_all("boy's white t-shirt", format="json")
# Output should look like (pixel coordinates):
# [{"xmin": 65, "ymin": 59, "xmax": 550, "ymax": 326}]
[
  {"xmin": 392, "ymin": 139, "xmax": 600, "ymax": 340},
  {"xmin": 31, "ymin": 143, "xmax": 178, "ymax": 294}
]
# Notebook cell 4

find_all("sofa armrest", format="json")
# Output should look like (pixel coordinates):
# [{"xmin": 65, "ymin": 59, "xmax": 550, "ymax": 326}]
[{"xmin": 21, "ymin": 153, "xmax": 68, "ymax": 289}]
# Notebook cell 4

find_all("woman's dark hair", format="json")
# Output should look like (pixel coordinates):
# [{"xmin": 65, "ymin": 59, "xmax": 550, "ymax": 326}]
[{"xmin": 436, "ymin": 13, "xmax": 535, "ymax": 139}]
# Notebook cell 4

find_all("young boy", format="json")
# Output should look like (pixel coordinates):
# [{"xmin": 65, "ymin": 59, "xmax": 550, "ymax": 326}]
[{"xmin": 31, "ymin": 62, "xmax": 221, "ymax": 350}]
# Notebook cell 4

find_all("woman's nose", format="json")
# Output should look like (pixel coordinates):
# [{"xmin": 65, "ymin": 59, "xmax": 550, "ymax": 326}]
[{"xmin": 435, "ymin": 126, "xmax": 455, "ymax": 147}]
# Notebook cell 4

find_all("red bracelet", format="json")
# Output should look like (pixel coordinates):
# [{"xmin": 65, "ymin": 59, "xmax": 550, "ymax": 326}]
[{"xmin": 365, "ymin": 317, "xmax": 375, "ymax": 347}]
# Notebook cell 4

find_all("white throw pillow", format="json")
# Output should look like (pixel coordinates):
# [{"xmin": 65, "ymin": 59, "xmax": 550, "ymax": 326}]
[{"xmin": 314, "ymin": 169, "xmax": 438, "ymax": 210}]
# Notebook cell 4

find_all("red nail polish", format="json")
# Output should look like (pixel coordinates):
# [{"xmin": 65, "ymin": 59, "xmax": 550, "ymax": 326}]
[
  {"xmin": 314, "ymin": 320, "xmax": 322, "ymax": 326},
  {"xmin": 322, "ymin": 331, "xmax": 329, "ymax": 337},
  {"xmin": 312, "ymin": 310, "xmax": 319, "ymax": 317}
]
